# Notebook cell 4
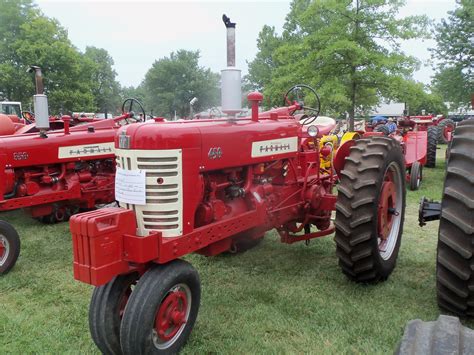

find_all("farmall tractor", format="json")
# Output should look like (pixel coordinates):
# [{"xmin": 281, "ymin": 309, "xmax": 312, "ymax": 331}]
[
  {"xmin": 0, "ymin": 67, "xmax": 144, "ymax": 275},
  {"xmin": 369, "ymin": 116, "xmax": 439, "ymax": 190},
  {"xmin": 69, "ymin": 16, "xmax": 407, "ymax": 354},
  {"xmin": 419, "ymin": 118, "xmax": 474, "ymax": 318}
]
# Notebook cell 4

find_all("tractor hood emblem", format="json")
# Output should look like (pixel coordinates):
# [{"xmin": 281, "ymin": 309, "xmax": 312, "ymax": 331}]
[{"xmin": 119, "ymin": 131, "xmax": 130, "ymax": 149}]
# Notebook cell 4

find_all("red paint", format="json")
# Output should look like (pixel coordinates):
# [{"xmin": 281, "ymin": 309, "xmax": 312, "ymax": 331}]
[
  {"xmin": 0, "ymin": 114, "xmax": 133, "ymax": 219},
  {"xmin": 378, "ymin": 176, "xmax": 396, "ymax": 241},
  {"xmin": 155, "ymin": 289, "xmax": 188, "ymax": 341}
]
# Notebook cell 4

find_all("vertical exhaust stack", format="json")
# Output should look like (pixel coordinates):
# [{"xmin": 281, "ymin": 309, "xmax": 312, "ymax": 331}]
[
  {"xmin": 221, "ymin": 14, "xmax": 242, "ymax": 117},
  {"xmin": 28, "ymin": 66, "xmax": 50, "ymax": 135}
]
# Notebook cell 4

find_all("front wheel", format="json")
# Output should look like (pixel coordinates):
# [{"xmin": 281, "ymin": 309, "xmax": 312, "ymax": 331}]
[
  {"xmin": 120, "ymin": 260, "xmax": 201, "ymax": 354},
  {"xmin": 0, "ymin": 221, "xmax": 20, "ymax": 275},
  {"xmin": 409, "ymin": 161, "xmax": 422, "ymax": 191},
  {"xmin": 335, "ymin": 136, "xmax": 406, "ymax": 282},
  {"xmin": 89, "ymin": 272, "xmax": 139, "ymax": 355}
]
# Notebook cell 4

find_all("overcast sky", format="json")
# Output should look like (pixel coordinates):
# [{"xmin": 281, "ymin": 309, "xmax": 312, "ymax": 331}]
[{"xmin": 36, "ymin": 0, "xmax": 456, "ymax": 88}]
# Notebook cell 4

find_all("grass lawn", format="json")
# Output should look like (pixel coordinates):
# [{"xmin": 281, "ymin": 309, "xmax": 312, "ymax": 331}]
[{"xmin": 1, "ymin": 144, "xmax": 473, "ymax": 353}]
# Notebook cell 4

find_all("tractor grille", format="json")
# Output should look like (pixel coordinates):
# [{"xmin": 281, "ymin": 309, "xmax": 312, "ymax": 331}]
[{"xmin": 115, "ymin": 148, "xmax": 183, "ymax": 237}]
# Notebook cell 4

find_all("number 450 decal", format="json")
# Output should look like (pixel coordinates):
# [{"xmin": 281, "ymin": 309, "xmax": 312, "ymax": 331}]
[{"xmin": 208, "ymin": 147, "xmax": 222, "ymax": 159}]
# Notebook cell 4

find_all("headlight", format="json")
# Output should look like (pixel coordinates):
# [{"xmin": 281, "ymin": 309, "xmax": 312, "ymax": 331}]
[{"xmin": 307, "ymin": 125, "xmax": 319, "ymax": 137}]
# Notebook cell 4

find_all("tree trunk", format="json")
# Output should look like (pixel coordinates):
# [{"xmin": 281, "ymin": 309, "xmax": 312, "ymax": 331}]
[{"xmin": 349, "ymin": 68, "xmax": 356, "ymax": 132}]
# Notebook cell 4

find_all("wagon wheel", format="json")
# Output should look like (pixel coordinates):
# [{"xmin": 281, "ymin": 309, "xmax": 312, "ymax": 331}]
[
  {"xmin": 283, "ymin": 84, "xmax": 321, "ymax": 125},
  {"xmin": 437, "ymin": 119, "xmax": 455, "ymax": 144},
  {"xmin": 120, "ymin": 260, "xmax": 201, "ymax": 354},
  {"xmin": 89, "ymin": 272, "xmax": 139, "ymax": 354},
  {"xmin": 335, "ymin": 136, "xmax": 406, "ymax": 282},
  {"xmin": 426, "ymin": 126, "xmax": 438, "ymax": 168},
  {"xmin": 0, "ymin": 221, "xmax": 20, "ymax": 275},
  {"xmin": 409, "ymin": 161, "xmax": 422, "ymax": 191},
  {"xmin": 436, "ymin": 119, "xmax": 474, "ymax": 317}
]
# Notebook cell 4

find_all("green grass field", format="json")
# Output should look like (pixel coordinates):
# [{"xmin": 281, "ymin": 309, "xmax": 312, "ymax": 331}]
[{"xmin": 1, "ymin": 145, "xmax": 473, "ymax": 354}]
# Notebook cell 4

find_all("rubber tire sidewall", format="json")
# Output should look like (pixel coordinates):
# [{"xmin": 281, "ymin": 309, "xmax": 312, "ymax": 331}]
[
  {"xmin": 0, "ymin": 221, "xmax": 20, "ymax": 275},
  {"xmin": 120, "ymin": 260, "xmax": 201, "ymax": 355},
  {"xmin": 89, "ymin": 272, "xmax": 139, "ymax": 355},
  {"xmin": 409, "ymin": 161, "xmax": 422, "ymax": 191},
  {"xmin": 370, "ymin": 146, "xmax": 406, "ymax": 278}
]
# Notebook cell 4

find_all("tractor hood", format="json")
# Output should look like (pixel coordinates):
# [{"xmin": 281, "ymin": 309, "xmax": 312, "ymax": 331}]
[
  {"xmin": 0, "ymin": 127, "xmax": 117, "ymax": 168},
  {"xmin": 116, "ymin": 118, "xmax": 301, "ymax": 170}
]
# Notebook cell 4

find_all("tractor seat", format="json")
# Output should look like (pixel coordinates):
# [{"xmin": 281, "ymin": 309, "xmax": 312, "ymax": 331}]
[{"xmin": 313, "ymin": 116, "xmax": 337, "ymax": 137}]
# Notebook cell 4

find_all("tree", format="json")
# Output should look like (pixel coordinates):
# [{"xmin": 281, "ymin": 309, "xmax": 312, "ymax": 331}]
[
  {"xmin": 247, "ymin": 0, "xmax": 428, "ymax": 129},
  {"xmin": 0, "ymin": 0, "xmax": 121, "ymax": 114},
  {"xmin": 142, "ymin": 50, "xmax": 219, "ymax": 118},
  {"xmin": 83, "ymin": 46, "xmax": 121, "ymax": 114},
  {"xmin": 431, "ymin": 0, "xmax": 473, "ymax": 108}
]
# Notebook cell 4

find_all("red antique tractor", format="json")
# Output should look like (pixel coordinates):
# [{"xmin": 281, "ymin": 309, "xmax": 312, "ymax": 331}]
[
  {"xmin": 70, "ymin": 88, "xmax": 407, "ymax": 354},
  {"xmin": 69, "ymin": 16, "xmax": 407, "ymax": 353},
  {"xmin": 368, "ymin": 118, "xmax": 437, "ymax": 191},
  {"xmin": 0, "ymin": 66, "xmax": 146, "ymax": 275}
]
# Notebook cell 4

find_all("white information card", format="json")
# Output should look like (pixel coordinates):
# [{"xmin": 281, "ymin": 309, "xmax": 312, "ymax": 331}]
[{"xmin": 115, "ymin": 168, "xmax": 146, "ymax": 205}]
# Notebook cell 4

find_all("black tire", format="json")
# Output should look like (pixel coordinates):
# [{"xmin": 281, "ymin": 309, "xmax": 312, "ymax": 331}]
[
  {"xmin": 89, "ymin": 272, "xmax": 139, "ymax": 355},
  {"xmin": 438, "ymin": 118, "xmax": 455, "ymax": 144},
  {"xmin": 409, "ymin": 161, "xmax": 422, "ymax": 191},
  {"xmin": 120, "ymin": 260, "xmax": 201, "ymax": 354},
  {"xmin": 436, "ymin": 119, "xmax": 474, "ymax": 317},
  {"xmin": 395, "ymin": 315, "xmax": 474, "ymax": 354},
  {"xmin": 335, "ymin": 136, "xmax": 406, "ymax": 283},
  {"xmin": 374, "ymin": 124, "xmax": 390, "ymax": 136},
  {"xmin": 426, "ymin": 126, "xmax": 438, "ymax": 168},
  {"xmin": 0, "ymin": 220, "xmax": 21, "ymax": 275}
]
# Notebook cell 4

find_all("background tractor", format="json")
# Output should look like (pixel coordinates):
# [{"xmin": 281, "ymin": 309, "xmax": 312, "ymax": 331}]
[{"xmin": 0, "ymin": 67, "xmax": 145, "ymax": 275}]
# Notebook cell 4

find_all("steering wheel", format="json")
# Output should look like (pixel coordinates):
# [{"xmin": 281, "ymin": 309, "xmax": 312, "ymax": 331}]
[
  {"xmin": 22, "ymin": 111, "xmax": 35, "ymax": 124},
  {"xmin": 283, "ymin": 84, "xmax": 321, "ymax": 125},
  {"xmin": 121, "ymin": 98, "xmax": 146, "ymax": 122}
]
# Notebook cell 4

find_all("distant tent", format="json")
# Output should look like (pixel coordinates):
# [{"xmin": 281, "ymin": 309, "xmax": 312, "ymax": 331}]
[{"xmin": 371, "ymin": 115, "xmax": 388, "ymax": 122}]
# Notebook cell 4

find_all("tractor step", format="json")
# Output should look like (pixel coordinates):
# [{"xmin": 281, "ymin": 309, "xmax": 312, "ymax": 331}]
[{"xmin": 418, "ymin": 197, "xmax": 441, "ymax": 227}]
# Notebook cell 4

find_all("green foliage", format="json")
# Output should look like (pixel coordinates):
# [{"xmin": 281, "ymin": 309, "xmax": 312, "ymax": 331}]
[
  {"xmin": 0, "ymin": 0, "xmax": 120, "ymax": 114},
  {"xmin": 431, "ymin": 0, "xmax": 473, "ymax": 108},
  {"xmin": 142, "ymin": 50, "xmax": 219, "ymax": 118},
  {"xmin": 83, "ymin": 46, "xmax": 121, "ymax": 114},
  {"xmin": 388, "ymin": 78, "xmax": 447, "ymax": 115},
  {"xmin": 247, "ymin": 0, "xmax": 428, "ymax": 125}
]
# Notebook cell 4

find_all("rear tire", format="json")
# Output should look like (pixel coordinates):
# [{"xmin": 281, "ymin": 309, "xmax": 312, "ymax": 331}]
[
  {"xmin": 395, "ymin": 315, "xmax": 474, "ymax": 354},
  {"xmin": 438, "ymin": 118, "xmax": 455, "ymax": 144},
  {"xmin": 89, "ymin": 272, "xmax": 139, "ymax": 355},
  {"xmin": 409, "ymin": 161, "xmax": 422, "ymax": 191},
  {"xmin": 120, "ymin": 260, "xmax": 200, "ymax": 354},
  {"xmin": 426, "ymin": 126, "xmax": 438, "ymax": 168},
  {"xmin": 436, "ymin": 119, "xmax": 474, "ymax": 317},
  {"xmin": 335, "ymin": 136, "xmax": 406, "ymax": 282},
  {"xmin": 0, "ymin": 221, "xmax": 20, "ymax": 275}
]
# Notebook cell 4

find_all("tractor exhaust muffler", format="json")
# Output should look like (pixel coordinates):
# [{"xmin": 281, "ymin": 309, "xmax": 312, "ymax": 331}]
[
  {"xmin": 221, "ymin": 14, "xmax": 242, "ymax": 117},
  {"xmin": 28, "ymin": 66, "xmax": 50, "ymax": 134}
]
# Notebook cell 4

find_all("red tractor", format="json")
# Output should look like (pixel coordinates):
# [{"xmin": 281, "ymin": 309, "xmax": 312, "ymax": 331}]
[
  {"xmin": 0, "ymin": 67, "xmax": 145, "ymax": 275},
  {"xmin": 368, "ymin": 117, "xmax": 438, "ymax": 191},
  {"xmin": 70, "ymin": 87, "xmax": 407, "ymax": 354},
  {"xmin": 68, "ymin": 16, "xmax": 408, "ymax": 353}
]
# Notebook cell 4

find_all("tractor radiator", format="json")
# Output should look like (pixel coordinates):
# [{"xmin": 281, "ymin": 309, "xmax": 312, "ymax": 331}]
[{"xmin": 115, "ymin": 148, "xmax": 183, "ymax": 237}]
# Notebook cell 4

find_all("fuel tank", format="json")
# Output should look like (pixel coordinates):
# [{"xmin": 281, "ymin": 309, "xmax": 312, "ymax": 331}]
[{"xmin": 116, "ymin": 118, "xmax": 301, "ymax": 171}]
